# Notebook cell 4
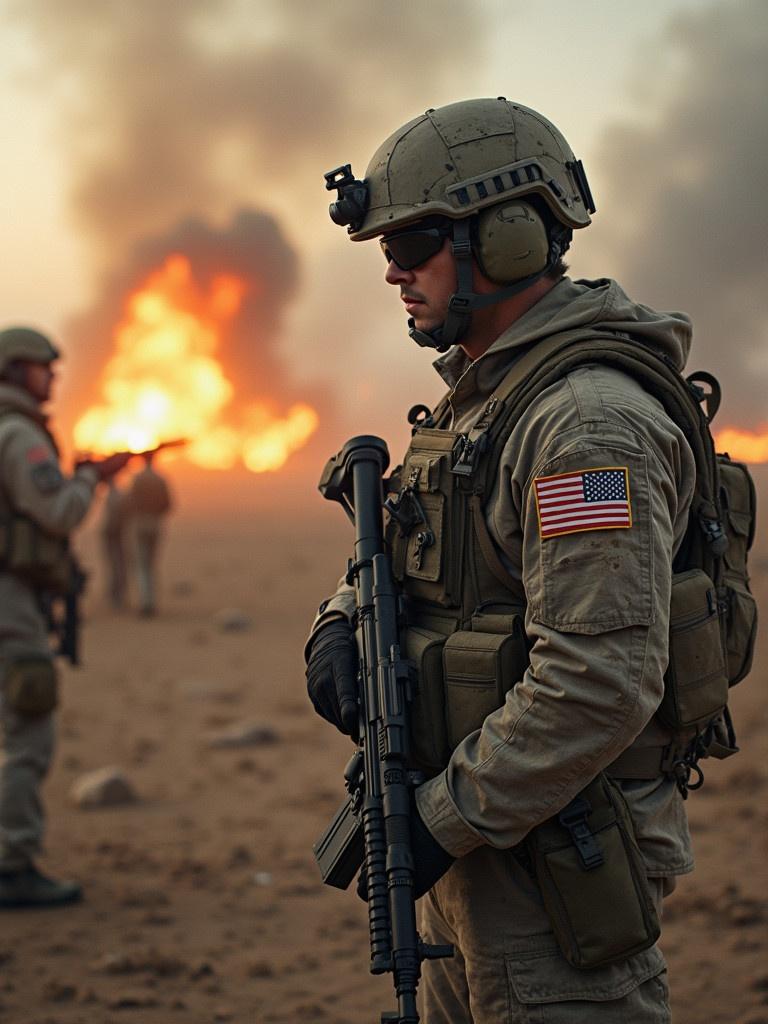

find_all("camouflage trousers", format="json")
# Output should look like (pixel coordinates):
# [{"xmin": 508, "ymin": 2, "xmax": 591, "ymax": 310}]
[
  {"xmin": 419, "ymin": 845, "xmax": 671, "ymax": 1024},
  {"xmin": 0, "ymin": 660, "xmax": 55, "ymax": 872}
]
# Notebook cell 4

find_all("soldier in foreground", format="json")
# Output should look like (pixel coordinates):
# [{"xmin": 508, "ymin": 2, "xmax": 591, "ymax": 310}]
[
  {"xmin": 305, "ymin": 100, "xmax": 756, "ymax": 1021},
  {"xmin": 0, "ymin": 327, "xmax": 129, "ymax": 908}
]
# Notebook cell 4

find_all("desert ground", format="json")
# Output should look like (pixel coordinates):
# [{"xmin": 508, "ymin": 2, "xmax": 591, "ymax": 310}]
[{"xmin": 0, "ymin": 469, "xmax": 766, "ymax": 1024}]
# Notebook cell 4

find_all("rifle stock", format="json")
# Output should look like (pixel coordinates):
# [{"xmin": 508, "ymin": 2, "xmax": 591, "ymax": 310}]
[{"xmin": 313, "ymin": 435, "xmax": 452, "ymax": 1024}]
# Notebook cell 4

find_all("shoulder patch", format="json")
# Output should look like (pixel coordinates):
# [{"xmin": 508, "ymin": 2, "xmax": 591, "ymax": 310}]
[
  {"xmin": 26, "ymin": 444, "xmax": 51, "ymax": 464},
  {"xmin": 533, "ymin": 466, "xmax": 632, "ymax": 539},
  {"xmin": 30, "ymin": 460, "xmax": 64, "ymax": 494}
]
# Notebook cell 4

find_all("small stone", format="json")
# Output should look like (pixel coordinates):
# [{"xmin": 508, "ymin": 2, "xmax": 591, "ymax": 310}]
[
  {"xmin": 70, "ymin": 767, "xmax": 138, "ymax": 809},
  {"xmin": 190, "ymin": 961, "xmax": 215, "ymax": 981},
  {"xmin": 106, "ymin": 991, "xmax": 159, "ymax": 1009},
  {"xmin": 213, "ymin": 608, "xmax": 253, "ymax": 632},
  {"xmin": 253, "ymin": 871, "xmax": 272, "ymax": 887},
  {"xmin": 43, "ymin": 979, "xmax": 77, "ymax": 1003},
  {"xmin": 207, "ymin": 722, "xmax": 279, "ymax": 749},
  {"xmin": 227, "ymin": 845, "xmax": 254, "ymax": 868}
]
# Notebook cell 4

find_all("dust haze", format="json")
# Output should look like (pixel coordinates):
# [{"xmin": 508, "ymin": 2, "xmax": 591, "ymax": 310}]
[{"xmin": 580, "ymin": 0, "xmax": 768, "ymax": 427}]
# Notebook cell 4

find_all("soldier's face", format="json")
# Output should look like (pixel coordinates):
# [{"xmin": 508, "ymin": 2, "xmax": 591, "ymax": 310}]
[
  {"xmin": 383, "ymin": 236, "xmax": 457, "ymax": 334},
  {"xmin": 24, "ymin": 361, "xmax": 56, "ymax": 403}
]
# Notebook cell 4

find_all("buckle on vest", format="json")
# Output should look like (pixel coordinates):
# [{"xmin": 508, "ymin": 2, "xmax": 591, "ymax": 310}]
[
  {"xmin": 451, "ymin": 433, "xmax": 489, "ymax": 477},
  {"xmin": 557, "ymin": 796, "xmax": 605, "ymax": 870},
  {"xmin": 384, "ymin": 486, "xmax": 426, "ymax": 536}
]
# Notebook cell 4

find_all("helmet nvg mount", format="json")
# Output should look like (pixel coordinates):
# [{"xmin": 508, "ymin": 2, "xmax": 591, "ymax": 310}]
[
  {"xmin": 0, "ymin": 326, "xmax": 60, "ymax": 377},
  {"xmin": 324, "ymin": 98, "xmax": 595, "ymax": 351}
]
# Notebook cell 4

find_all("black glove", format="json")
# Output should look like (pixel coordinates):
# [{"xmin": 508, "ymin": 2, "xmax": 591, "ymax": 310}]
[
  {"xmin": 356, "ymin": 797, "xmax": 455, "ymax": 902},
  {"xmin": 306, "ymin": 619, "xmax": 359, "ymax": 737}
]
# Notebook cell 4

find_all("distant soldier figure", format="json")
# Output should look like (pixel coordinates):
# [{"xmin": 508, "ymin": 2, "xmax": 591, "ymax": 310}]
[
  {"xmin": 128, "ymin": 452, "xmax": 172, "ymax": 617},
  {"xmin": 0, "ymin": 326, "xmax": 129, "ymax": 908},
  {"xmin": 99, "ymin": 478, "xmax": 130, "ymax": 609}
]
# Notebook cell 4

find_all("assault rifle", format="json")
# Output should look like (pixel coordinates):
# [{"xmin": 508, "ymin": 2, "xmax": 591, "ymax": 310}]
[
  {"xmin": 41, "ymin": 555, "xmax": 87, "ymax": 666},
  {"xmin": 312, "ymin": 436, "xmax": 453, "ymax": 1024}
]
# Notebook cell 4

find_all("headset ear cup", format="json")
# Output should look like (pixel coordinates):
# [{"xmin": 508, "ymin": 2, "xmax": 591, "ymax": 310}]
[{"xmin": 474, "ymin": 201, "xmax": 550, "ymax": 284}]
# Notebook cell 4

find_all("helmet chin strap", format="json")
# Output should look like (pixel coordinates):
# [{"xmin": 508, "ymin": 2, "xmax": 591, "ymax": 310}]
[{"xmin": 408, "ymin": 218, "xmax": 560, "ymax": 354}]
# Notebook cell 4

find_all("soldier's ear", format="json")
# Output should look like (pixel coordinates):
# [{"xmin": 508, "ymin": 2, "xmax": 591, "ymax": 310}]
[{"xmin": 473, "ymin": 202, "xmax": 549, "ymax": 285}]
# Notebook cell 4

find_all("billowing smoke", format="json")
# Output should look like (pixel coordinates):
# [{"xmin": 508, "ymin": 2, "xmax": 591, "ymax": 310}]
[
  {"xmin": 7, "ymin": 0, "xmax": 488, "ymax": 449},
  {"xmin": 8, "ymin": 0, "xmax": 486, "ymax": 256},
  {"xmin": 66, "ymin": 207, "xmax": 302, "ymax": 410},
  {"xmin": 581, "ymin": 0, "xmax": 768, "ymax": 426}
]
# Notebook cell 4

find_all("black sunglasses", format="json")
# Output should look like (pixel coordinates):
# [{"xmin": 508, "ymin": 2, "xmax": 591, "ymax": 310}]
[{"xmin": 379, "ymin": 224, "xmax": 452, "ymax": 271}]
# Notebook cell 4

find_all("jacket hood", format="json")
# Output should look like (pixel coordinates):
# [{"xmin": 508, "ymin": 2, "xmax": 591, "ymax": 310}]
[
  {"xmin": 0, "ymin": 382, "xmax": 47, "ymax": 424},
  {"xmin": 435, "ymin": 277, "xmax": 693, "ymax": 390}
]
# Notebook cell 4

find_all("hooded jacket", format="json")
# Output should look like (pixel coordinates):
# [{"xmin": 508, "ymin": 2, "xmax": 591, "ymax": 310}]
[{"xmin": 313, "ymin": 277, "xmax": 697, "ymax": 876}]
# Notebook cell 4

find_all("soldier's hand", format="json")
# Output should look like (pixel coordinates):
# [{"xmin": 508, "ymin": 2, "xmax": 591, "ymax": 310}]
[
  {"xmin": 92, "ymin": 452, "xmax": 132, "ymax": 481},
  {"xmin": 356, "ymin": 796, "xmax": 455, "ymax": 902},
  {"xmin": 305, "ymin": 618, "xmax": 359, "ymax": 737}
]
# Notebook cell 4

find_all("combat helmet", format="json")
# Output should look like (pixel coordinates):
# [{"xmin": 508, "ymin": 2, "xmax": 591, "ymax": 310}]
[
  {"xmin": 0, "ymin": 326, "xmax": 59, "ymax": 377},
  {"xmin": 325, "ymin": 98, "xmax": 595, "ymax": 350}
]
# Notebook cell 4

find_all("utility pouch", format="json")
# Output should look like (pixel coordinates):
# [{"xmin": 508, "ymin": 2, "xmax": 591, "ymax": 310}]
[
  {"xmin": 0, "ymin": 513, "xmax": 70, "ymax": 592},
  {"xmin": 3, "ymin": 656, "xmax": 59, "ymax": 716},
  {"xmin": 442, "ymin": 622, "xmax": 527, "ymax": 750},
  {"xmin": 718, "ymin": 456, "xmax": 758, "ymax": 685},
  {"xmin": 526, "ymin": 774, "xmax": 660, "ymax": 969},
  {"xmin": 660, "ymin": 569, "xmax": 729, "ymax": 731},
  {"xmin": 401, "ymin": 625, "xmax": 450, "ymax": 773}
]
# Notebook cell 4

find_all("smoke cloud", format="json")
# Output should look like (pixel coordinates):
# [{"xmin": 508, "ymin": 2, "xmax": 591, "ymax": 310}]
[
  {"xmin": 64, "ymin": 207, "xmax": 304, "ymax": 414},
  {"xmin": 8, "ymin": 0, "xmax": 487, "ymax": 256},
  {"xmin": 582, "ymin": 0, "xmax": 768, "ymax": 425}
]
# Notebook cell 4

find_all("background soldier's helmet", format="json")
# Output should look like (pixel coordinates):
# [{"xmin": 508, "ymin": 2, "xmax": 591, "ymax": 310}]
[
  {"xmin": 0, "ymin": 326, "xmax": 60, "ymax": 376},
  {"xmin": 349, "ymin": 97, "xmax": 594, "ymax": 242}
]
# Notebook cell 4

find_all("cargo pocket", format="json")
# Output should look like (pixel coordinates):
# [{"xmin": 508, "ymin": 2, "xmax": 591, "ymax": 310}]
[
  {"xmin": 659, "ymin": 569, "xmax": 729, "ymax": 731},
  {"xmin": 3, "ymin": 656, "xmax": 59, "ymax": 716},
  {"xmin": 723, "ymin": 571, "xmax": 758, "ymax": 685},
  {"xmin": 525, "ymin": 775, "xmax": 660, "ymax": 970},
  {"xmin": 442, "ymin": 625, "xmax": 527, "ymax": 750},
  {"xmin": 506, "ymin": 942, "xmax": 666, "ymax": 1018}
]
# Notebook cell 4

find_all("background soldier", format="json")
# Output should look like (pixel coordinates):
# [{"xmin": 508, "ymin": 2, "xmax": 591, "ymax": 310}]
[
  {"xmin": 0, "ymin": 326, "xmax": 129, "ymax": 908},
  {"xmin": 127, "ymin": 451, "xmax": 172, "ymax": 618},
  {"xmin": 99, "ymin": 478, "xmax": 130, "ymax": 609},
  {"xmin": 306, "ymin": 99, "xmax": 703, "ymax": 1022}
]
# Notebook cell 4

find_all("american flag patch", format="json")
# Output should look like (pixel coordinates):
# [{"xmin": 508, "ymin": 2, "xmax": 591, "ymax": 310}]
[{"xmin": 534, "ymin": 467, "xmax": 632, "ymax": 539}]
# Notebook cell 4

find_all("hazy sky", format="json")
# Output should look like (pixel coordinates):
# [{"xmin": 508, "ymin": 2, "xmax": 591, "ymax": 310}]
[{"xmin": 0, "ymin": 0, "xmax": 764, "ymax": 457}]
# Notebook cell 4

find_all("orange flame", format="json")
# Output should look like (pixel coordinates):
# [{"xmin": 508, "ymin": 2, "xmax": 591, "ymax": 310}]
[
  {"xmin": 73, "ymin": 254, "xmax": 318, "ymax": 472},
  {"xmin": 714, "ymin": 426, "xmax": 768, "ymax": 464}
]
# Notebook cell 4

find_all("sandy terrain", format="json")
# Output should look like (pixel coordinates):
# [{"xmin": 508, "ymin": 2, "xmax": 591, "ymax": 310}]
[{"xmin": 0, "ymin": 474, "xmax": 766, "ymax": 1024}]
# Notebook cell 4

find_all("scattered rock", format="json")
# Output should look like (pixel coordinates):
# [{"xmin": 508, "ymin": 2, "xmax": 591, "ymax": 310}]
[
  {"xmin": 227, "ymin": 844, "xmax": 254, "ymax": 868},
  {"xmin": 106, "ymin": 991, "xmax": 160, "ymax": 1010},
  {"xmin": 190, "ymin": 961, "xmax": 215, "ymax": 981},
  {"xmin": 213, "ymin": 607, "xmax": 253, "ymax": 632},
  {"xmin": 42, "ymin": 980, "xmax": 77, "ymax": 1003},
  {"xmin": 207, "ymin": 722, "xmax": 278, "ymax": 749},
  {"xmin": 91, "ymin": 949, "xmax": 186, "ymax": 977},
  {"xmin": 247, "ymin": 960, "xmax": 275, "ymax": 979},
  {"xmin": 70, "ymin": 767, "xmax": 138, "ymax": 809},
  {"xmin": 253, "ymin": 871, "xmax": 273, "ymax": 887},
  {"xmin": 214, "ymin": 1009, "xmax": 234, "ymax": 1022}
]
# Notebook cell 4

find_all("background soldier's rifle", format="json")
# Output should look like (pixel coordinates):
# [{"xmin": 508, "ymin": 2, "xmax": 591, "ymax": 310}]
[
  {"xmin": 41, "ymin": 555, "xmax": 87, "ymax": 666},
  {"xmin": 312, "ymin": 435, "xmax": 452, "ymax": 1024}
]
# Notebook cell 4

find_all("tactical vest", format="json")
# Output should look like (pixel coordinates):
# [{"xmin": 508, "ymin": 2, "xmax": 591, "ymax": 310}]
[
  {"xmin": 0, "ymin": 404, "xmax": 71, "ymax": 592},
  {"xmin": 385, "ymin": 328, "xmax": 758, "ymax": 793}
]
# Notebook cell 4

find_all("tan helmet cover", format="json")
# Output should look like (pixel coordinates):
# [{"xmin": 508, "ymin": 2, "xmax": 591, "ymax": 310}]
[
  {"xmin": 0, "ymin": 326, "xmax": 60, "ymax": 376},
  {"xmin": 351, "ymin": 98, "xmax": 593, "ymax": 241}
]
